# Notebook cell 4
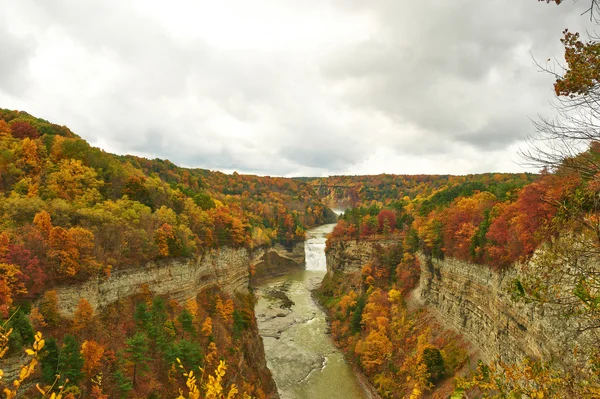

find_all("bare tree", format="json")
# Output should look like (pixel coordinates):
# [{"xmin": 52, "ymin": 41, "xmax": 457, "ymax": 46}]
[{"xmin": 540, "ymin": 0, "xmax": 600, "ymax": 22}]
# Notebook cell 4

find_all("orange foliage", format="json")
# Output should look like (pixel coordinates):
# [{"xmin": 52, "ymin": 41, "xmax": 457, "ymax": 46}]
[
  {"xmin": 81, "ymin": 340, "xmax": 105, "ymax": 376},
  {"xmin": 73, "ymin": 298, "xmax": 94, "ymax": 333}
]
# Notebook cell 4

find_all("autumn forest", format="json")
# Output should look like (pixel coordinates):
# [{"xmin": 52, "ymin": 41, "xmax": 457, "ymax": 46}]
[{"xmin": 2, "ymin": 1, "xmax": 600, "ymax": 399}]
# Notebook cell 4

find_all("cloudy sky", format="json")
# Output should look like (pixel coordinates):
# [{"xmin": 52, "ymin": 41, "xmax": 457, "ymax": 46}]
[{"xmin": 0, "ymin": 1, "xmax": 595, "ymax": 176}]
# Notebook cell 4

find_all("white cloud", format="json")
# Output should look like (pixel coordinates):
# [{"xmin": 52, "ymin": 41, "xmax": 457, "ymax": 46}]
[{"xmin": 0, "ymin": 0, "xmax": 595, "ymax": 176}]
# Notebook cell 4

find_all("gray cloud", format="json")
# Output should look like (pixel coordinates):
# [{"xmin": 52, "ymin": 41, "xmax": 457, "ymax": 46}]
[
  {"xmin": 0, "ymin": 0, "xmax": 596, "ymax": 176},
  {"xmin": 0, "ymin": 18, "xmax": 34, "ymax": 95}
]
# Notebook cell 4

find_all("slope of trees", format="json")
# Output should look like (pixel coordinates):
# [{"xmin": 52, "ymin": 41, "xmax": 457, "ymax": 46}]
[
  {"xmin": 317, "ymin": 238, "xmax": 470, "ymax": 398},
  {"xmin": 0, "ymin": 109, "xmax": 335, "ymax": 397},
  {"xmin": 0, "ymin": 109, "xmax": 335, "ymax": 305}
]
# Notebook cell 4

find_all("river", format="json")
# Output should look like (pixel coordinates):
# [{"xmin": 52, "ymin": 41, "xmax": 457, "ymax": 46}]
[{"xmin": 254, "ymin": 224, "xmax": 369, "ymax": 399}]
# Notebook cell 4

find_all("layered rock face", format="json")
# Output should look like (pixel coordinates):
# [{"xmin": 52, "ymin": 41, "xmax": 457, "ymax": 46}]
[
  {"xmin": 52, "ymin": 244, "xmax": 303, "ymax": 318},
  {"xmin": 326, "ymin": 239, "xmax": 595, "ymax": 370},
  {"xmin": 251, "ymin": 242, "xmax": 305, "ymax": 284},
  {"xmin": 53, "ymin": 247, "xmax": 252, "ymax": 317},
  {"xmin": 325, "ymin": 239, "xmax": 397, "ymax": 276},
  {"xmin": 417, "ymin": 254, "xmax": 596, "ymax": 368}
]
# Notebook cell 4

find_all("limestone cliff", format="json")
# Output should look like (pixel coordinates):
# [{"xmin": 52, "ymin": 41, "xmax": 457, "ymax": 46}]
[
  {"xmin": 251, "ymin": 242, "xmax": 305, "ymax": 285},
  {"xmin": 326, "ymin": 239, "xmax": 596, "ymax": 371},
  {"xmin": 325, "ymin": 239, "xmax": 397, "ymax": 276},
  {"xmin": 417, "ymin": 254, "xmax": 595, "ymax": 369},
  {"xmin": 5, "ymin": 245, "xmax": 301, "ymax": 397},
  {"xmin": 52, "ymin": 247, "xmax": 253, "ymax": 317},
  {"xmin": 51, "ymin": 244, "xmax": 303, "ymax": 317}
]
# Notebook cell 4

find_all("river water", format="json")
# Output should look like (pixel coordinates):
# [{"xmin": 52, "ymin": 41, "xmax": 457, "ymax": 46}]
[{"xmin": 255, "ymin": 224, "xmax": 368, "ymax": 399}]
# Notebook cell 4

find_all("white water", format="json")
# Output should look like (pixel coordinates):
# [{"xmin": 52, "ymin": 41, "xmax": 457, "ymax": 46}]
[
  {"xmin": 304, "ymin": 224, "xmax": 334, "ymax": 271},
  {"xmin": 255, "ymin": 222, "xmax": 368, "ymax": 399}
]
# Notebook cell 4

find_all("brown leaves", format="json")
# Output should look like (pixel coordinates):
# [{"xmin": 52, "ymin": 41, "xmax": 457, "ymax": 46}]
[{"xmin": 555, "ymin": 30, "xmax": 600, "ymax": 97}]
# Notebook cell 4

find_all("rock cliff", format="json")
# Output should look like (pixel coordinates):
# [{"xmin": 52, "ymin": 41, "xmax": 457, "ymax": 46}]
[
  {"xmin": 417, "ymin": 254, "xmax": 595, "ymax": 369},
  {"xmin": 326, "ymin": 239, "xmax": 596, "ymax": 370},
  {"xmin": 52, "ymin": 247, "xmax": 253, "ymax": 317},
  {"xmin": 325, "ymin": 239, "xmax": 397, "ymax": 276},
  {"xmin": 51, "ymin": 244, "xmax": 303, "ymax": 317},
  {"xmin": 251, "ymin": 242, "xmax": 305, "ymax": 284},
  {"xmin": 5, "ymin": 244, "xmax": 300, "ymax": 397}
]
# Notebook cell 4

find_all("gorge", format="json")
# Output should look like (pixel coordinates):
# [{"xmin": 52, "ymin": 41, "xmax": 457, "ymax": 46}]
[{"xmin": 254, "ymin": 224, "xmax": 372, "ymax": 399}]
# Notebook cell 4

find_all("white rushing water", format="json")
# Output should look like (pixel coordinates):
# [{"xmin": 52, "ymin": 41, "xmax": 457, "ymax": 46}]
[
  {"xmin": 304, "ymin": 224, "xmax": 334, "ymax": 271},
  {"xmin": 254, "ymin": 222, "xmax": 369, "ymax": 399}
]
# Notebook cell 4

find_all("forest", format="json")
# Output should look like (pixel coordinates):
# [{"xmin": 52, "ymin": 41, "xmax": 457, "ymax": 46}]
[
  {"xmin": 318, "ymin": 56, "xmax": 600, "ymax": 398},
  {"xmin": 0, "ymin": 105, "xmax": 599, "ymax": 397},
  {"xmin": 2, "ymin": 2, "xmax": 600, "ymax": 398},
  {"xmin": 0, "ymin": 109, "xmax": 335, "ymax": 398}
]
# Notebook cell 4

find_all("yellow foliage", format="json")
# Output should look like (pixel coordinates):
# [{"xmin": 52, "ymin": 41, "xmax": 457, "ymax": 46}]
[
  {"xmin": 185, "ymin": 299, "xmax": 199, "ymax": 319},
  {"xmin": 175, "ymin": 359, "xmax": 251, "ymax": 399},
  {"xmin": 216, "ymin": 298, "xmax": 234, "ymax": 324},
  {"xmin": 455, "ymin": 358, "xmax": 600, "ymax": 398},
  {"xmin": 201, "ymin": 317, "xmax": 213, "ymax": 337},
  {"xmin": 1, "ymin": 325, "xmax": 47, "ymax": 399}
]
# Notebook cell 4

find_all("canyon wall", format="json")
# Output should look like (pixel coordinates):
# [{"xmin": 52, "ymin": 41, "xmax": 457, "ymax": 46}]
[
  {"xmin": 52, "ymin": 243, "xmax": 304, "ymax": 317},
  {"xmin": 417, "ymin": 254, "xmax": 596, "ymax": 368},
  {"xmin": 325, "ymin": 239, "xmax": 397, "ymax": 276},
  {"xmin": 251, "ymin": 242, "xmax": 305, "ymax": 284},
  {"xmin": 326, "ymin": 239, "xmax": 595, "ymax": 369},
  {"xmin": 3, "ymin": 244, "xmax": 303, "ymax": 394}
]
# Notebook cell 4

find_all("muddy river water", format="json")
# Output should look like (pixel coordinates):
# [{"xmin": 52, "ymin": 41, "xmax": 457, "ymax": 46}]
[{"xmin": 254, "ymin": 224, "xmax": 370, "ymax": 399}]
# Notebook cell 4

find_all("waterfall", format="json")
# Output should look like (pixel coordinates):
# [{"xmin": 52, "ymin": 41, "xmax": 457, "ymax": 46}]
[{"xmin": 304, "ymin": 224, "xmax": 335, "ymax": 271}]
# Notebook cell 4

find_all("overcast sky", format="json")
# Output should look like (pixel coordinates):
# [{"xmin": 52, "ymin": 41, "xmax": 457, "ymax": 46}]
[{"xmin": 0, "ymin": 1, "xmax": 595, "ymax": 176}]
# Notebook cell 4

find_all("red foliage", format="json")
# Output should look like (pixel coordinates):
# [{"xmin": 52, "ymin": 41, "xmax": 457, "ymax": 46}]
[
  {"xmin": 377, "ymin": 210, "xmax": 396, "ymax": 232},
  {"xmin": 485, "ymin": 174, "xmax": 576, "ymax": 268},
  {"xmin": 442, "ymin": 192, "xmax": 496, "ymax": 261},
  {"xmin": 10, "ymin": 121, "xmax": 39, "ymax": 139},
  {"xmin": 3, "ymin": 244, "xmax": 46, "ymax": 296}
]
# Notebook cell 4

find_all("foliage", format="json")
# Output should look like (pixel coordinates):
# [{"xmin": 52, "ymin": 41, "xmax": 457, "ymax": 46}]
[{"xmin": 455, "ymin": 358, "xmax": 600, "ymax": 398}]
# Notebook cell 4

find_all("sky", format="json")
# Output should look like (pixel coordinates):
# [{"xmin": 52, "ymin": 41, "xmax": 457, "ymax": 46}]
[{"xmin": 0, "ymin": 1, "xmax": 596, "ymax": 177}]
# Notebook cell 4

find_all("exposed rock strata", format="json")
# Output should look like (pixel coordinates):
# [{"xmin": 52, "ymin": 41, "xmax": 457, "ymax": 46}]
[
  {"xmin": 6, "ymin": 245, "xmax": 297, "ymax": 398},
  {"xmin": 251, "ymin": 242, "xmax": 305, "ymax": 285},
  {"xmin": 326, "ymin": 239, "xmax": 596, "ymax": 370},
  {"xmin": 325, "ymin": 239, "xmax": 396, "ymax": 276},
  {"xmin": 417, "ymin": 254, "xmax": 595, "ymax": 369},
  {"xmin": 51, "ymin": 244, "xmax": 303, "ymax": 318},
  {"xmin": 53, "ymin": 247, "xmax": 252, "ymax": 317}
]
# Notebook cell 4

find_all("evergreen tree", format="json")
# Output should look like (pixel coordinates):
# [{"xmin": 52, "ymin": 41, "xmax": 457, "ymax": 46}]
[
  {"xmin": 125, "ymin": 332, "xmax": 150, "ymax": 386},
  {"xmin": 41, "ymin": 337, "xmax": 60, "ymax": 384},
  {"xmin": 58, "ymin": 334, "xmax": 84, "ymax": 385},
  {"xmin": 178, "ymin": 308, "xmax": 195, "ymax": 337}
]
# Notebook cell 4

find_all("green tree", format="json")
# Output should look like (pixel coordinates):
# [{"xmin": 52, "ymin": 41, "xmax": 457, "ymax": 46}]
[
  {"xmin": 178, "ymin": 308, "xmax": 195, "ymax": 337},
  {"xmin": 125, "ymin": 332, "xmax": 150, "ymax": 386},
  {"xmin": 58, "ymin": 334, "xmax": 84, "ymax": 385},
  {"xmin": 40, "ymin": 337, "xmax": 60, "ymax": 384}
]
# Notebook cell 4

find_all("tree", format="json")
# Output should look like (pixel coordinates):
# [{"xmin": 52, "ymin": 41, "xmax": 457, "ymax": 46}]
[
  {"xmin": 523, "ymin": 27, "xmax": 600, "ymax": 177},
  {"xmin": 81, "ymin": 340, "xmax": 105, "ymax": 377},
  {"xmin": 9, "ymin": 121, "xmax": 39, "ymax": 139},
  {"xmin": 419, "ymin": 346, "xmax": 445, "ymax": 382},
  {"xmin": 58, "ymin": 334, "xmax": 84, "ymax": 385},
  {"xmin": 538, "ymin": 1, "xmax": 600, "ymax": 22},
  {"xmin": 178, "ymin": 308, "xmax": 195, "ymax": 337},
  {"xmin": 377, "ymin": 209, "xmax": 396, "ymax": 234},
  {"xmin": 0, "ymin": 263, "xmax": 27, "ymax": 317},
  {"xmin": 72, "ymin": 298, "xmax": 94, "ymax": 333},
  {"xmin": 125, "ymin": 332, "xmax": 150, "ymax": 386},
  {"xmin": 517, "ymin": 9, "xmax": 600, "ymax": 341},
  {"xmin": 41, "ymin": 337, "xmax": 60, "ymax": 384},
  {"xmin": 39, "ymin": 290, "xmax": 60, "ymax": 327}
]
